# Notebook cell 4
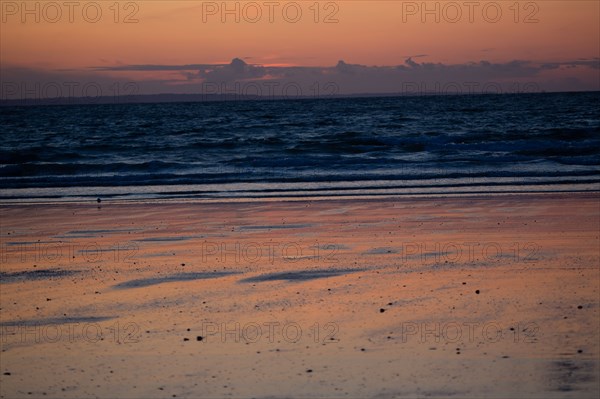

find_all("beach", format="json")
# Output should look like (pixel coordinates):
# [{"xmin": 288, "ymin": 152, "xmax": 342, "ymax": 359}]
[
  {"xmin": 1, "ymin": 192, "xmax": 598, "ymax": 398},
  {"xmin": 2, "ymin": 0, "xmax": 599, "ymax": 396}
]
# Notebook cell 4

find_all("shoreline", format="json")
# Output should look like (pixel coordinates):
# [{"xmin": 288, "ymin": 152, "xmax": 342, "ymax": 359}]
[{"xmin": 1, "ymin": 188, "xmax": 599, "ymax": 206}]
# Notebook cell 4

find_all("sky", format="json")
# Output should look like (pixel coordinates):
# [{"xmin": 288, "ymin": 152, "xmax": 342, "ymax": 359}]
[{"xmin": 1, "ymin": 0, "xmax": 599, "ymax": 99}]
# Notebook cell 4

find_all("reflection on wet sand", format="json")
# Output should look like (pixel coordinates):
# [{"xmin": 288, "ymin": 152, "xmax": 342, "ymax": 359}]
[
  {"xmin": 113, "ymin": 271, "xmax": 241, "ymax": 289},
  {"xmin": 0, "ymin": 194, "xmax": 598, "ymax": 398},
  {"xmin": 0, "ymin": 269, "xmax": 81, "ymax": 283},
  {"xmin": 547, "ymin": 360, "xmax": 598, "ymax": 394},
  {"xmin": 239, "ymin": 268, "xmax": 363, "ymax": 283}
]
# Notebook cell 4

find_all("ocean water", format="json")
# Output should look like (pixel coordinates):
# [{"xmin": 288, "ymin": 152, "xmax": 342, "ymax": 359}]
[{"xmin": 1, "ymin": 92, "xmax": 599, "ymax": 203}]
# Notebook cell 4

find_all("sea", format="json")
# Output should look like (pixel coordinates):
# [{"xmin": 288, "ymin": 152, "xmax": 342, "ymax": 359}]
[{"xmin": 1, "ymin": 92, "xmax": 599, "ymax": 203}]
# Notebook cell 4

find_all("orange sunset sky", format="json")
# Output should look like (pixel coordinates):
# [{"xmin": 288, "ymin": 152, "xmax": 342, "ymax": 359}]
[{"xmin": 1, "ymin": 0, "xmax": 599, "ymax": 96}]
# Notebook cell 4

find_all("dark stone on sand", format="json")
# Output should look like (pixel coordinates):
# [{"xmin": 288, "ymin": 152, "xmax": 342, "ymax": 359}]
[
  {"xmin": 380, "ymin": 308, "xmax": 385, "ymax": 313},
  {"xmin": 577, "ymin": 305, "xmax": 583, "ymax": 309},
  {"xmin": 578, "ymin": 349, "xmax": 583, "ymax": 353},
  {"xmin": 197, "ymin": 336, "xmax": 203, "ymax": 341},
  {"xmin": 183, "ymin": 338, "xmax": 189, "ymax": 341},
  {"xmin": 3, "ymin": 372, "xmax": 10, "ymax": 375},
  {"xmin": 306, "ymin": 369, "xmax": 312, "ymax": 373},
  {"xmin": 475, "ymin": 290, "xmax": 480, "ymax": 294}
]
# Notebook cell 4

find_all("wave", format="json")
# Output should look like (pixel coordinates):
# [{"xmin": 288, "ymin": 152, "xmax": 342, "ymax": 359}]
[{"xmin": 1, "ymin": 92, "xmax": 599, "ymax": 200}]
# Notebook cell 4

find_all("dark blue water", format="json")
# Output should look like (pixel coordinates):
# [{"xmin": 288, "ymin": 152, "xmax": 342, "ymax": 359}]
[{"xmin": 1, "ymin": 92, "xmax": 599, "ymax": 202}]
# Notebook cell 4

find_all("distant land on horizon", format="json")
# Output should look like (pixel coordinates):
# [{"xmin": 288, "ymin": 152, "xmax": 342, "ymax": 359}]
[{"xmin": 4, "ymin": 89, "xmax": 599, "ymax": 107}]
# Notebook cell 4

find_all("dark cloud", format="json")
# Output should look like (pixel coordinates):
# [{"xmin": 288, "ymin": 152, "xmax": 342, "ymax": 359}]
[
  {"xmin": 196, "ymin": 58, "xmax": 267, "ymax": 81},
  {"xmin": 2, "ymin": 57, "xmax": 598, "ymax": 100},
  {"xmin": 88, "ymin": 64, "xmax": 225, "ymax": 72},
  {"xmin": 540, "ymin": 58, "xmax": 600, "ymax": 70},
  {"xmin": 335, "ymin": 60, "xmax": 362, "ymax": 74},
  {"xmin": 405, "ymin": 57, "xmax": 420, "ymax": 68}
]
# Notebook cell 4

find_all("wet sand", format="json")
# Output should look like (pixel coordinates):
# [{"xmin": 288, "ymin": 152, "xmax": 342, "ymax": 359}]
[{"xmin": 1, "ymin": 193, "xmax": 599, "ymax": 398}]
